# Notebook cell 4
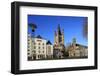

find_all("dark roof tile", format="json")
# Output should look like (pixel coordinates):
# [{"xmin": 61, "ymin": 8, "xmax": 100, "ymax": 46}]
[{"xmin": 46, "ymin": 40, "xmax": 52, "ymax": 45}]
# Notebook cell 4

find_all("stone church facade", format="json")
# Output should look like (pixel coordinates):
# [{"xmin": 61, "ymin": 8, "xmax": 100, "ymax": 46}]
[
  {"xmin": 66, "ymin": 38, "xmax": 88, "ymax": 58},
  {"xmin": 53, "ymin": 24, "xmax": 65, "ymax": 58}
]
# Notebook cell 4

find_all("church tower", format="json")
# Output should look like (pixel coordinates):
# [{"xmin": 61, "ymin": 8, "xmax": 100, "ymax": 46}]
[
  {"xmin": 54, "ymin": 24, "xmax": 65, "ymax": 51},
  {"xmin": 53, "ymin": 24, "xmax": 65, "ymax": 58},
  {"xmin": 54, "ymin": 24, "xmax": 64, "ymax": 45}
]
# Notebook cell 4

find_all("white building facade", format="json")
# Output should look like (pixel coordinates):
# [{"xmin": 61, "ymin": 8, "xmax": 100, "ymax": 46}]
[
  {"xmin": 27, "ymin": 34, "xmax": 34, "ymax": 60},
  {"xmin": 32, "ymin": 35, "xmax": 47, "ymax": 60},
  {"xmin": 27, "ymin": 34, "xmax": 53, "ymax": 60},
  {"xmin": 46, "ymin": 41, "xmax": 53, "ymax": 58}
]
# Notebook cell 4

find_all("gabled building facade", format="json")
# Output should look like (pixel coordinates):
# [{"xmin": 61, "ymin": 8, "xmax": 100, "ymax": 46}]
[
  {"xmin": 27, "ymin": 34, "xmax": 53, "ymax": 60},
  {"xmin": 46, "ymin": 41, "xmax": 53, "ymax": 58}
]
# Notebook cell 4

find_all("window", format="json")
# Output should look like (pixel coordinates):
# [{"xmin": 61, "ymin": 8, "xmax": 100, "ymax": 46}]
[
  {"xmin": 38, "ymin": 55, "xmax": 39, "ymax": 58},
  {"xmin": 43, "ymin": 51, "xmax": 44, "ymax": 53},
  {"xmin": 43, "ymin": 43, "xmax": 44, "ymax": 45},
  {"xmin": 43, "ymin": 47, "xmax": 44, "ymax": 49},
  {"xmin": 28, "ymin": 39, "xmax": 30, "ymax": 41},
  {"xmin": 38, "ymin": 55, "xmax": 40, "ymax": 58},
  {"xmin": 28, "ymin": 46, "xmax": 30, "ymax": 48},
  {"xmin": 38, "ymin": 47, "xmax": 40, "ymax": 49},
  {"xmin": 39, "ymin": 50, "xmax": 40, "ymax": 53},
  {"xmin": 38, "ymin": 43, "xmax": 40, "ymax": 45},
  {"xmin": 32, "ymin": 51, "xmax": 35, "ymax": 53},
  {"xmin": 34, "ymin": 46, "xmax": 36, "ymax": 49},
  {"xmin": 28, "ymin": 49, "xmax": 30, "ymax": 51},
  {"xmin": 28, "ymin": 53, "xmax": 30, "ymax": 55},
  {"xmin": 34, "ymin": 42, "xmax": 36, "ymax": 45}
]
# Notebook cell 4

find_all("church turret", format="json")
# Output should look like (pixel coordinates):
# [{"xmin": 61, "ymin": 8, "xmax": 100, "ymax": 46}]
[
  {"xmin": 62, "ymin": 29, "xmax": 64, "ymax": 44},
  {"xmin": 72, "ymin": 38, "xmax": 76, "ymax": 48},
  {"xmin": 72, "ymin": 38, "xmax": 76, "ymax": 44}
]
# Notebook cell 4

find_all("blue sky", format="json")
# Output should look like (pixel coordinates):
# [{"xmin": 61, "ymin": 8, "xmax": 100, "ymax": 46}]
[{"xmin": 28, "ymin": 15, "xmax": 88, "ymax": 46}]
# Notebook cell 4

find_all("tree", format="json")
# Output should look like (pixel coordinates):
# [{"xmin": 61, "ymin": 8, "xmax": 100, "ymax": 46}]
[
  {"xmin": 29, "ymin": 23, "xmax": 37, "ymax": 37},
  {"xmin": 29, "ymin": 23, "xmax": 37, "ymax": 32}
]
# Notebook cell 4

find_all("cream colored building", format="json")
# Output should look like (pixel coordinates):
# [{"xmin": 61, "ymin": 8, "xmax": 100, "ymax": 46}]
[
  {"xmin": 27, "ymin": 34, "xmax": 34, "ymax": 60},
  {"xmin": 46, "ymin": 41, "xmax": 53, "ymax": 58},
  {"xmin": 32, "ymin": 35, "xmax": 47, "ymax": 60},
  {"xmin": 27, "ymin": 34, "xmax": 53, "ymax": 60}
]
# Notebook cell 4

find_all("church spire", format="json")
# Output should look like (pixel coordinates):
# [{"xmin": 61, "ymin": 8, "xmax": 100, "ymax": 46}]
[
  {"xmin": 58, "ymin": 24, "xmax": 62, "ymax": 35},
  {"xmin": 58, "ymin": 24, "xmax": 60, "ymax": 30}
]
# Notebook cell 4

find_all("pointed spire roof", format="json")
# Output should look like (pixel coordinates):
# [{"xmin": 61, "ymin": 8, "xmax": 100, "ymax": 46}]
[
  {"xmin": 58, "ymin": 24, "xmax": 60, "ymax": 30},
  {"xmin": 46, "ymin": 40, "xmax": 52, "ymax": 45},
  {"xmin": 72, "ymin": 38, "xmax": 76, "ymax": 43},
  {"xmin": 58, "ymin": 24, "xmax": 62, "ymax": 35},
  {"xmin": 36, "ymin": 35, "xmax": 42, "ymax": 39}
]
